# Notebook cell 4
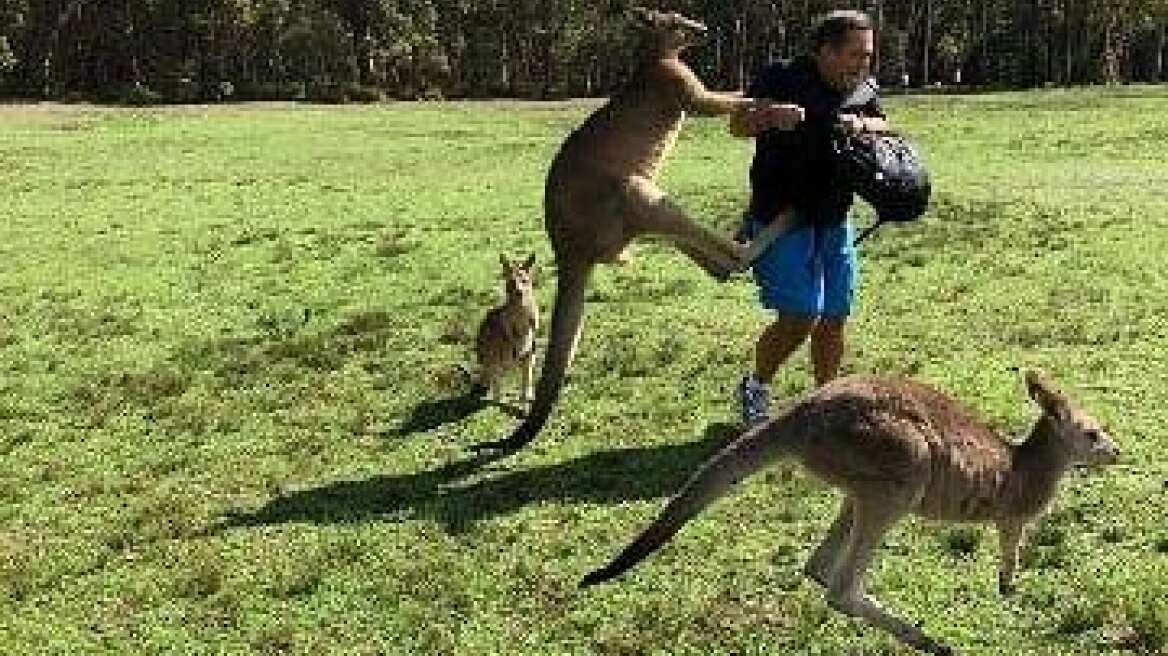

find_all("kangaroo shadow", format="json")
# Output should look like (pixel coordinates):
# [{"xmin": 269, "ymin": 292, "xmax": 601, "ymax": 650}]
[
  {"xmin": 391, "ymin": 391, "xmax": 527, "ymax": 438},
  {"xmin": 218, "ymin": 422, "xmax": 742, "ymax": 534}
]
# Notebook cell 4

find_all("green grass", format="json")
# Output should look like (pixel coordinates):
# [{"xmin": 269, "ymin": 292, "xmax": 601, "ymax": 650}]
[{"xmin": 2, "ymin": 88, "xmax": 1167, "ymax": 654}]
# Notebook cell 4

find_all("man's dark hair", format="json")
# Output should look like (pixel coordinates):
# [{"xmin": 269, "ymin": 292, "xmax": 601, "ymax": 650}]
[{"xmin": 811, "ymin": 10, "xmax": 874, "ymax": 51}]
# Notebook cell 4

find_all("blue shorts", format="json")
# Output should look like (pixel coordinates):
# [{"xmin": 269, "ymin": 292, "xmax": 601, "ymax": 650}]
[{"xmin": 743, "ymin": 215, "xmax": 859, "ymax": 318}]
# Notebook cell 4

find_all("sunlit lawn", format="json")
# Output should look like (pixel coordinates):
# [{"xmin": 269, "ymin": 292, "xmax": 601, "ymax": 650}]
[{"xmin": 1, "ymin": 87, "xmax": 1166, "ymax": 654}]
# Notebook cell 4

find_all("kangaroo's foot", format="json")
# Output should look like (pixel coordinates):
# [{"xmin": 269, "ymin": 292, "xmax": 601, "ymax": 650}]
[
  {"xmin": 828, "ymin": 590, "xmax": 954, "ymax": 656},
  {"xmin": 803, "ymin": 500, "xmax": 854, "ymax": 589},
  {"xmin": 675, "ymin": 241, "xmax": 741, "ymax": 282},
  {"xmin": 735, "ymin": 217, "xmax": 794, "ymax": 268}
]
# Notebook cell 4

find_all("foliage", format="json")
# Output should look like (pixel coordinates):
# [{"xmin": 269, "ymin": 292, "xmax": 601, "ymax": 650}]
[{"xmin": 1, "ymin": 0, "xmax": 1167, "ymax": 100}]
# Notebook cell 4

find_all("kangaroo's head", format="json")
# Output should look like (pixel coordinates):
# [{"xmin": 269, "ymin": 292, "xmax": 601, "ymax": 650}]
[
  {"xmin": 629, "ymin": 7, "xmax": 708, "ymax": 53},
  {"xmin": 500, "ymin": 253, "xmax": 536, "ymax": 301},
  {"xmin": 1025, "ymin": 370, "xmax": 1119, "ymax": 466}
]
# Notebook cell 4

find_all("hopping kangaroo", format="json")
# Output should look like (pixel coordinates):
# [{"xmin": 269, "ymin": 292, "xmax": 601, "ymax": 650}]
[
  {"xmin": 581, "ymin": 371, "xmax": 1119, "ymax": 655},
  {"xmin": 480, "ymin": 8, "xmax": 776, "ymax": 451},
  {"xmin": 473, "ymin": 254, "xmax": 539, "ymax": 402}
]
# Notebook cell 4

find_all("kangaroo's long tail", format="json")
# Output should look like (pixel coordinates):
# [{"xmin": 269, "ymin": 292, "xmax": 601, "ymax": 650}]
[
  {"xmin": 579, "ymin": 421, "xmax": 796, "ymax": 587},
  {"xmin": 475, "ymin": 262, "xmax": 593, "ymax": 452}
]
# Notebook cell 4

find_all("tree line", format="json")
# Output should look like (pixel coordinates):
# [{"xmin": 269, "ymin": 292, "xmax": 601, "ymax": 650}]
[{"xmin": 1, "ymin": 0, "xmax": 1166, "ymax": 104}]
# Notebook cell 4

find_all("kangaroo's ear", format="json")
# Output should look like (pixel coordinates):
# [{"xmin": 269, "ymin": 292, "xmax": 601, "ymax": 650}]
[
  {"xmin": 499, "ymin": 253, "xmax": 510, "ymax": 269},
  {"xmin": 522, "ymin": 253, "xmax": 536, "ymax": 271},
  {"xmin": 1025, "ymin": 370, "xmax": 1066, "ymax": 417}
]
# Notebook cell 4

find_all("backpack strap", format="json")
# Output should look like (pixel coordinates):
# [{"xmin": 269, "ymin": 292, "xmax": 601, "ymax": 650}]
[{"xmin": 852, "ymin": 219, "xmax": 886, "ymax": 246}]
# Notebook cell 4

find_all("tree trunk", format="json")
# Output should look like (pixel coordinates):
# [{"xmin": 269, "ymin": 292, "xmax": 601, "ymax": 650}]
[
  {"xmin": 922, "ymin": 0, "xmax": 931, "ymax": 85},
  {"xmin": 1064, "ymin": 0, "xmax": 1073, "ymax": 85},
  {"xmin": 1104, "ymin": 16, "xmax": 1118, "ymax": 84},
  {"xmin": 1157, "ymin": 21, "xmax": 1166, "ymax": 81},
  {"xmin": 734, "ymin": 16, "xmax": 745, "ymax": 91},
  {"xmin": 982, "ymin": 0, "xmax": 990, "ymax": 79}
]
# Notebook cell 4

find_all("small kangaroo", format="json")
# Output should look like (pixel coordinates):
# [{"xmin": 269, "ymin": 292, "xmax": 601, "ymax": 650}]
[
  {"xmin": 480, "ymin": 7, "xmax": 780, "ymax": 451},
  {"xmin": 581, "ymin": 371, "xmax": 1119, "ymax": 655},
  {"xmin": 473, "ymin": 254, "xmax": 539, "ymax": 402}
]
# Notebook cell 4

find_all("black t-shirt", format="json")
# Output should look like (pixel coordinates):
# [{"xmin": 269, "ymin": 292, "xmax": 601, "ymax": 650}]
[{"xmin": 746, "ymin": 56, "xmax": 885, "ymax": 225}]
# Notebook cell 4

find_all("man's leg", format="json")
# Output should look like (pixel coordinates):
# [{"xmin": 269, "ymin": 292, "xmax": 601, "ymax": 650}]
[
  {"xmin": 756, "ymin": 314, "xmax": 817, "ymax": 384},
  {"xmin": 739, "ymin": 314, "xmax": 815, "ymax": 427},
  {"xmin": 738, "ymin": 217, "xmax": 817, "ymax": 426},
  {"xmin": 814, "ymin": 219, "xmax": 859, "ymax": 387},
  {"xmin": 810, "ymin": 318, "xmax": 846, "ymax": 386}
]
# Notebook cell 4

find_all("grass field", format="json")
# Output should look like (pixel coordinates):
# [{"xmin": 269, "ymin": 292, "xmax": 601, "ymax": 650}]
[{"xmin": 2, "ymin": 87, "xmax": 1167, "ymax": 655}]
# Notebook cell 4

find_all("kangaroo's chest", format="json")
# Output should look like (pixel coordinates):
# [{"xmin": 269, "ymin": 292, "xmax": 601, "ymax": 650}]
[
  {"xmin": 917, "ymin": 442, "xmax": 1012, "ymax": 521},
  {"xmin": 508, "ymin": 315, "xmax": 536, "ymax": 354},
  {"xmin": 556, "ymin": 92, "xmax": 685, "ymax": 181},
  {"xmin": 478, "ymin": 306, "xmax": 537, "ymax": 364},
  {"xmin": 637, "ymin": 115, "xmax": 684, "ymax": 179}
]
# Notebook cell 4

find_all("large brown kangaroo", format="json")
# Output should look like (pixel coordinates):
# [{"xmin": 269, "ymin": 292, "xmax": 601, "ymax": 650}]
[
  {"xmin": 478, "ymin": 8, "xmax": 787, "ymax": 452},
  {"xmin": 580, "ymin": 371, "xmax": 1120, "ymax": 655}
]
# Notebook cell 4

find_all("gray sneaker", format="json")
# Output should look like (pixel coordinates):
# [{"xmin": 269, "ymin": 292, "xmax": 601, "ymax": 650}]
[{"xmin": 737, "ymin": 374, "xmax": 771, "ymax": 427}]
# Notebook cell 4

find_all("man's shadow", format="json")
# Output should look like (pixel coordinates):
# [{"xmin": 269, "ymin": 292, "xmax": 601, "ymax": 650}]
[{"xmin": 217, "ymin": 421, "xmax": 742, "ymax": 534}]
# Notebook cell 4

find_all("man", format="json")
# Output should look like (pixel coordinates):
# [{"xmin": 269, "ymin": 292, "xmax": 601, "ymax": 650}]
[{"xmin": 729, "ymin": 10, "xmax": 888, "ymax": 426}]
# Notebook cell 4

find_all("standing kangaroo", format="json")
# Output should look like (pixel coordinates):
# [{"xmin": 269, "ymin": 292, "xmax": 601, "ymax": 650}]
[
  {"xmin": 479, "ymin": 8, "xmax": 782, "ymax": 451},
  {"xmin": 473, "ymin": 254, "xmax": 539, "ymax": 402},
  {"xmin": 581, "ymin": 371, "xmax": 1120, "ymax": 655}
]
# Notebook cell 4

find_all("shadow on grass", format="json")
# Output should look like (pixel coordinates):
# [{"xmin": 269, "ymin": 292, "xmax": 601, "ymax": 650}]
[
  {"xmin": 390, "ymin": 391, "xmax": 526, "ymax": 438},
  {"xmin": 217, "ymin": 421, "xmax": 741, "ymax": 534}
]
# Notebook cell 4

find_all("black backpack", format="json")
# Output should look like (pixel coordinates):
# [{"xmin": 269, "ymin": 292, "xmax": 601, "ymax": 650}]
[
  {"xmin": 833, "ymin": 81, "xmax": 932, "ymax": 244},
  {"xmin": 833, "ymin": 131, "xmax": 932, "ymax": 244}
]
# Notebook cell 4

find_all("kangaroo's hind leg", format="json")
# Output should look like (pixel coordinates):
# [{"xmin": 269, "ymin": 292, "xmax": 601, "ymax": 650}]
[
  {"xmin": 803, "ymin": 498, "xmax": 853, "ymax": 588},
  {"xmin": 621, "ymin": 177, "xmax": 747, "ymax": 279},
  {"xmin": 825, "ymin": 493, "xmax": 953, "ymax": 656}
]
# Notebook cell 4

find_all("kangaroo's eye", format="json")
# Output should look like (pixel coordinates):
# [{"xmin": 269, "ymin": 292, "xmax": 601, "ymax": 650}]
[{"xmin": 1085, "ymin": 429, "xmax": 1101, "ymax": 443}]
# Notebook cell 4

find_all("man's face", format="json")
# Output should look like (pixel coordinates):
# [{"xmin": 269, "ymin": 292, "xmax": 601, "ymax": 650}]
[{"xmin": 816, "ymin": 28, "xmax": 874, "ymax": 91}]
